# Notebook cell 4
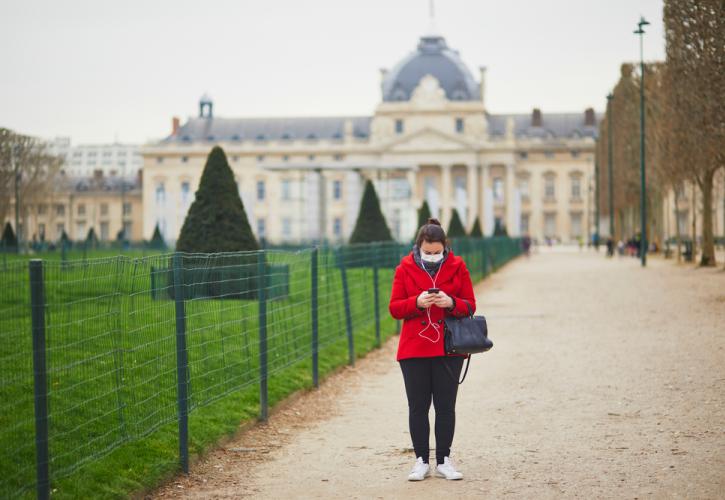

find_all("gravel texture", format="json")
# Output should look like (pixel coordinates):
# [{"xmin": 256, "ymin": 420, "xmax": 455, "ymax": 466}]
[{"xmin": 147, "ymin": 249, "xmax": 725, "ymax": 499}]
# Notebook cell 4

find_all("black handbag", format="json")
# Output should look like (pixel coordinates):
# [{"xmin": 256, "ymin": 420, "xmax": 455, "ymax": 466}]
[{"xmin": 442, "ymin": 299, "xmax": 492, "ymax": 384}]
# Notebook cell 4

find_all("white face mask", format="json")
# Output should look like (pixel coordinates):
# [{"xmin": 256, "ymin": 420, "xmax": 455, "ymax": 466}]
[{"xmin": 421, "ymin": 252, "xmax": 444, "ymax": 263}]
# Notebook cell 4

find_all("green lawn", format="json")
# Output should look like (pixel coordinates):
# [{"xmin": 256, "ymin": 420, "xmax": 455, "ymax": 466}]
[{"xmin": 0, "ymin": 238, "xmax": 520, "ymax": 499}]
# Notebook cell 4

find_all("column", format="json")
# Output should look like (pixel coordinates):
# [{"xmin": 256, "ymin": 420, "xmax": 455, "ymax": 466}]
[
  {"xmin": 466, "ymin": 163, "xmax": 478, "ymax": 230},
  {"xmin": 440, "ymin": 163, "xmax": 452, "ymax": 228},
  {"xmin": 505, "ymin": 163, "xmax": 518, "ymax": 236},
  {"xmin": 482, "ymin": 163, "xmax": 494, "ymax": 235}
]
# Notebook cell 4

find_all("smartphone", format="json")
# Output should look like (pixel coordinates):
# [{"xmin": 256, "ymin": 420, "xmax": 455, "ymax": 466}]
[{"xmin": 427, "ymin": 288, "xmax": 440, "ymax": 294}]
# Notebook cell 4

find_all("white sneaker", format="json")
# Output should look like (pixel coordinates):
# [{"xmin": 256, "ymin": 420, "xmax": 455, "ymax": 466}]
[
  {"xmin": 407, "ymin": 457, "xmax": 430, "ymax": 481},
  {"xmin": 435, "ymin": 456, "xmax": 463, "ymax": 480}
]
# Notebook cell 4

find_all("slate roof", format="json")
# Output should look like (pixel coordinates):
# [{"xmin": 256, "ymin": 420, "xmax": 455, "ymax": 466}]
[
  {"xmin": 381, "ymin": 35, "xmax": 480, "ymax": 102},
  {"xmin": 162, "ymin": 116, "xmax": 373, "ymax": 144},
  {"xmin": 487, "ymin": 112, "xmax": 598, "ymax": 139}
]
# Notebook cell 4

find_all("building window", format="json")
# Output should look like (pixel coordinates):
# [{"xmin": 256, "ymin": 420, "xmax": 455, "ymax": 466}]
[
  {"xmin": 518, "ymin": 179, "xmax": 530, "ymax": 199},
  {"xmin": 544, "ymin": 213, "xmax": 557, "ymax": 238},
  {"xmin": 257, "ymin": 155, "xmax": 265, "ymax": 162},
  {"xmin": 56, "ymin": 223, "xmax": 64, "ymax": 237},
  {"xmin": 395, "ymin": 119, "xmax": 404, "ymax": 134},
  {"xmin": 77, "ymin": 204, "xmax": 86, "ymax": 216},
  {"xmin": 181, "ymin": 181, "xmax": 191, "ymax": 203},
  {"xmin": 544, "ymin": 177, "xmax": 556, "ymax": 199},
  {"xmin": 38, "ymin": 223, "xmax": 46, "ymax": 239},
  {"xmin": 76, "ymin": 221, "xmax": 86, "ymax": 240},
  {"xmin": 677, "ymin": 210, "xmax": 689, "ymax": 236},
  {"xmin": 520, "ymin": 214, "xmax": 530, "ymax": 235},
  {"xmin": 55, "ymin": 204, "xmax": 65, "ymax": 216},
  {"xmin": 232, "ymin": 156, "xmax": 239, "ymax": 162},
  {"xmin": 156, "ymin": 157, "xmax": 164, "ymax": 164},
  {"xmin": 570, "ymin": 150, "xmax": 580, "ymax": 158},
  {"xmin": 100, "ymin": 203, "xmax": 108, "ymax": 216},
  {"xmin": 282, "ymin": 155, "xmax": 289, "ymax": 162},
  {"xmin": 544, "ymin": 151, "xmax": 555, "ymax": 159},
  {"xmin": 570, "ymin": 213, "xmax": 583, "ymax": 239},
  {"xmin": 493, "ymin": 178, "xmax": 504, "ymax": 203},
  {"xmin": 100, "ymin": 222, "xmax": 109, "ymax": 241},
  {"xmin": 122, "ymin": 202, "xmax": 132, "ymax": 216},
  {"xmin": 308, "ymin": 154, "xmax": 315, "ymax": 161},
  {"xmin": 122, "ymin": 221, "xmax": 132, "ymax": 239},
  {"xmin": 333, "ymin": 180, "xmax": 342, "ymax": 200},
  {"xmin": 571, "ymin": 177, "xmax": 581, "ymax": 199},
  {"xmin": 257, "ymin": 180, "xmax": 265, "ymax": 201},
  {"xmin": 390, "ymin": 178, "xmax": 411, "ymax": 199},
  {"xmin": 333, "ymin": 154, "xmax": 344, "ymax": 161},
  {"xmin": 282, "ymin": 217, "xmax": 292, "ymax": 238},
  {"xmin": 281, "ymin": 179, "xmax": 291, "ymax": 201},
  {"xmin": 257, "ymin": 218, "xmax": 266, "ymax": 238},
  {"xmin": 155, "ymin": 182, "xmax": 166, "ymax": 204},
  {"xmin": 519, "ymin": 151, "xmax": 528, "ymax": 159},
  {"xmin": 333, "ymin": 217, "xmax": 342, "ymax": 238},
  {"xmin": 455, "ymin": 118, "xmax": 464, "ymax": 133},
  {"xmin": 37, "ymin": 204, "xmax": 48, "ymax": 215},
  {"xmin": 181, "ymin": 156, "xmax": 188, "ymax": 163}
]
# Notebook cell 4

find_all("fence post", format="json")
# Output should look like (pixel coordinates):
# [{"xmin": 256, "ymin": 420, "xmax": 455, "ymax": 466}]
[
  {"xmin": 258, "ymin": 250, "xmax": 268, "ymax": 420},
  {"xmin": 336, "ymin": 247, "xmax": 355, "ymax": 366},
  {"xmin": 372, "ymin": 243, "xmax": 381, "ymax": 348},
  {"xmin": 172, "ymin": 253, "xmax": 189, "ymax": 474},
  {"xmin": 29, "ymin": 260, "xmax": 50, "ymax": 500},
  {"xmin": 311, "ymin": 247, "xmax": 319, "ymax": 388}
]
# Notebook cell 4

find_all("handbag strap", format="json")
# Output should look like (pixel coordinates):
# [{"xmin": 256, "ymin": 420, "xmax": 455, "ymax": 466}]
[
  {"xmin": 443, "ymin": 355, "xmax": 471, "ymax": 385},
  {"xmin": 459, "ymin": 299, "xmax": 474, "ymax": 318}
]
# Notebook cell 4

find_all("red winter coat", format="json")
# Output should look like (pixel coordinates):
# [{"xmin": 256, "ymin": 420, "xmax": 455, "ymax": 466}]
[{"xmin": 389, "ymin": 249, "xmax": 476, "ymax": 361}]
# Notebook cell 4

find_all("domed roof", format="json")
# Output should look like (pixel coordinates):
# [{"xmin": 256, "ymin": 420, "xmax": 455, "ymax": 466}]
[{"xmin": 382, "ymin": 35, "xmax": 480, "ymax": 102}]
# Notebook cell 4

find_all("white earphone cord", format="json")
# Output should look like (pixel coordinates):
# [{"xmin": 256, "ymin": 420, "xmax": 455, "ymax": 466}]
[{"xmin": 417, "ymin": 262, "xmax": 444, "ymax": 344}]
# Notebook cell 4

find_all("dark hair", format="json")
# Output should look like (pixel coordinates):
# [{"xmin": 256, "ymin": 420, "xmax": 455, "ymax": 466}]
[{"xmin": 415, "ymin": 218, "xmax": 448, "ymax": 248}]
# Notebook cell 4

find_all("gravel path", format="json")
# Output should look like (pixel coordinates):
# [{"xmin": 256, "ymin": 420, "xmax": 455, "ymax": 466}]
[{"xmin": 149, "ymin": 249, "xmax": 725, "ymax": 499}]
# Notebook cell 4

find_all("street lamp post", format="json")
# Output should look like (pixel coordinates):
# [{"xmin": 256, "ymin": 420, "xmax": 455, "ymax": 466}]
[
  {"xmin": 594, "ymin": 149, "xmax": 600, "ymax": 250},
  {"xmin": 606, "ymin": 93, "xmax": 614, "ymax": 245},
  {"xmin": 635, "ymin": 15, "xmax": 649, "ymax": 267}
]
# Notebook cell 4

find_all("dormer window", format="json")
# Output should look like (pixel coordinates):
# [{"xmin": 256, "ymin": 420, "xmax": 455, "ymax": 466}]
[
  {"xmin": 281, "ymin": 133, "xmax": 292, "ymax": 141},
  {"xmin": 455, "ymin": 118, "xmax": 464, "ymax": 133}
]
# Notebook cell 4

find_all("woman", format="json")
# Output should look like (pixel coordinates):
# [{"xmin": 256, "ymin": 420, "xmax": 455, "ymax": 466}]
[{"xmin": 388, "ymin": 218, "xmax": 476, "ymax": 481}]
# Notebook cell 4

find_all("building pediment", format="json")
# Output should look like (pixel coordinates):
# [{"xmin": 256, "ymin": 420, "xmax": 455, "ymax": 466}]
[{"xmin": 381, "ymin": 127, "xmax": 476, "ymax": 153}]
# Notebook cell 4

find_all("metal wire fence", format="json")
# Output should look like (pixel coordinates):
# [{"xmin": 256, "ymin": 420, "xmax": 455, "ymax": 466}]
[{"xmin": 0, "ymin": 237, "xmax": 522, "ymax": 499}]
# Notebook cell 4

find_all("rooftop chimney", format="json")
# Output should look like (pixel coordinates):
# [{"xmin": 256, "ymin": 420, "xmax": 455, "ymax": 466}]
[
  {"xmin": 584, "ymin": 108, "xmax": 595, "ymax": 126},
  {"xmin": 532, "ymin": 108, "xmax": 542, "ymax": 127},
  {"xmin": 172, "ymin": 116, "xmax": 180, "ymax": 135},
  {"xmin": 479, "ymin": 66, "xmax": 487, "ymax": 108}
]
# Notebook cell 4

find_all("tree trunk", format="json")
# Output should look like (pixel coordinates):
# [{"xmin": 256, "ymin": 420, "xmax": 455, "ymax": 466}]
[
  {"xmin": 699, "ymin": 169, "xmax": 716, "ymax": 266},
  {"xmin": 691, "ymin": 183, "xmax": 697, "ymax": 259},
  {"xmin": 674, "ymin": 188, "xmax": 681, "ymax": 261}
]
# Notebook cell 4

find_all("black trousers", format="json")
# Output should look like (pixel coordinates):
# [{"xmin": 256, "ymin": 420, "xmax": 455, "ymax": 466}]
[{"xmin": 399, "ymin": 355, "xmax": 465, "ymax": 464}]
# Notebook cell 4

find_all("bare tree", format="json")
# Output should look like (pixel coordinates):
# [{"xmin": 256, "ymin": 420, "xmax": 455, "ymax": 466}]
[
  {"xmin": 0, "ymin": 128, "xmax": 63, "ymax": 240},
  {"xmin": 663, "ymin": 0, "xmax": 725, "ymax": 266}
]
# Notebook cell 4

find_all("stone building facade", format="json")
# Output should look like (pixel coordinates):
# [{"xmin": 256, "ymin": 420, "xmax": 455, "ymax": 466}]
[{"xmin": 141, "ymin": 32, "xmax": 598, "ymax": 245}]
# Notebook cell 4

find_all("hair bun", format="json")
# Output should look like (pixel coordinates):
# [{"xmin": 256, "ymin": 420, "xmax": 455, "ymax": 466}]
[{"xmin": 426, "ymin": 218, "xmax": 442, "ymax": 226}]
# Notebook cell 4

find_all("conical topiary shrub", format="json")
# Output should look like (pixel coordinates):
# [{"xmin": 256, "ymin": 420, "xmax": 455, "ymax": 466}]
[
  {"xmin": 447, "ymin": 209, "xmax": 467, "ymax": 238},
  {"xmin": 148, "ymin": 223, "xmax": 167, "ymax": 250},
  {"xmin": 417, "ymin": 201, "xmax": 432, "ymax": 231},
  {"xmin": 349, "ymin": 179, "xmax": 393, "ymax": 244},
  {"xmin": 85, "ymin": 227, "xmax": 99, "ymax": 248},
  {"xmin": 1, "ymin": 222, "xmax": 17, "ymax": 249},
  {"xmin": 161, "ymin": 146, "xmax": 272, "ymax": 301},
  {"xmin": 494, "ymin": 219, "xmax": 508, "ymax": 236},
  {"xmin": 345, "ymin": 179, "xmax": 395, "ymax": 268},
  {"xmin": 176, "ymin": 146, "xmax": 259, "ymax": 253},
  {"xmin": 470, "ymin": 216, "xmax": 483, "ymax": 237}
]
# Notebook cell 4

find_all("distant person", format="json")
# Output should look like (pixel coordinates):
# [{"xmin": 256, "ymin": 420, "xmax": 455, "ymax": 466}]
[
  {"xmin": 606, "ymin": 237, "xmax": 614, "ymax": 257},
  {"xmin": 388, "ymin": 218, "xmax": 476, "ymax": 482},
  {"xmin": 522, "ymin": 234, "xmax": 531, "ymax": 257}
]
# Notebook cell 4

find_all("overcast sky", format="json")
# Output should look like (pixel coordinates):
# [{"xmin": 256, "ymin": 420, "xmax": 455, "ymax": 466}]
[{"xmin": 0, "ymin": 0, "xmax": 665, "ymax": 145}]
